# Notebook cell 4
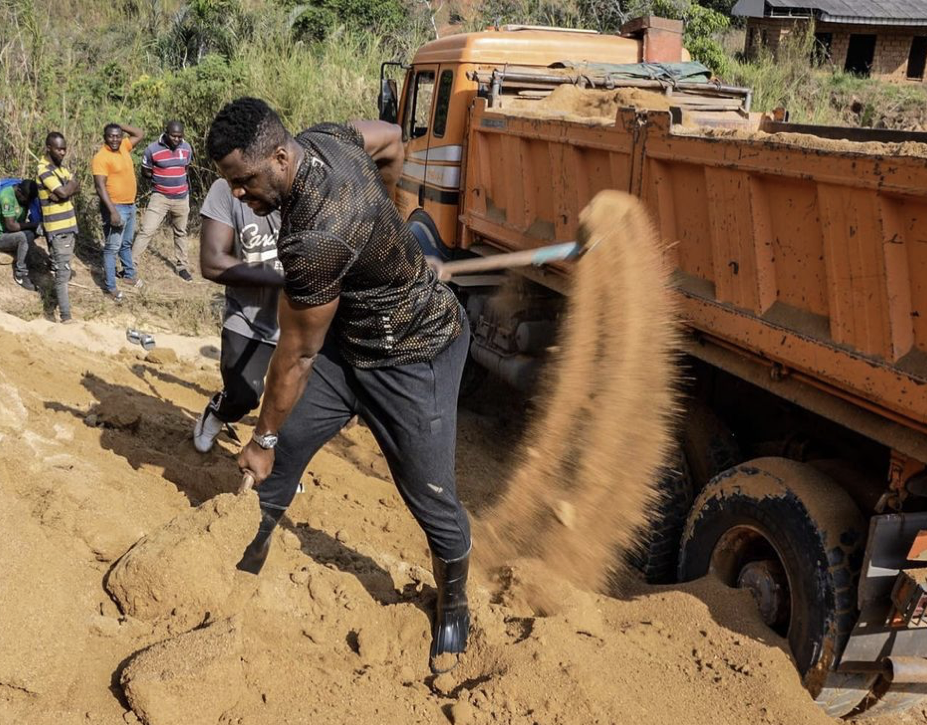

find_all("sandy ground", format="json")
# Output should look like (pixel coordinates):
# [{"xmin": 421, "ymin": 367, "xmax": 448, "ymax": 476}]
[
  {"xmin": 1, "ymin": 212, "xmax": 924, "ymax": 724},
  {"xmin": 0, "ymin": 314, "xmax": 924, "ymax": 724}
]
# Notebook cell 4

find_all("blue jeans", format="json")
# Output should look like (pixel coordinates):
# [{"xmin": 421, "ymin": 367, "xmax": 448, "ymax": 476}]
[{"xmin": 102, "ymin": 203, "xmax": 137, "ymax": 291}]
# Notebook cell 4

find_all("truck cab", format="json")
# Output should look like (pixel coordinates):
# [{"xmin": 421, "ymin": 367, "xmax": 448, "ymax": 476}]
[{"xmin": 381, "ymin": 20, "xmax": 686, "ymax": 255}]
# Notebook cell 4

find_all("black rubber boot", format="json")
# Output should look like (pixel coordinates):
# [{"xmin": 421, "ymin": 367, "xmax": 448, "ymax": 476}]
[
  {"xmin": 236, "ymin": 506, "xmax": 284, "ymax": 575},
  {"xmin": 429, "ymin": 551, "xmax": 470, "ymax": 674}
]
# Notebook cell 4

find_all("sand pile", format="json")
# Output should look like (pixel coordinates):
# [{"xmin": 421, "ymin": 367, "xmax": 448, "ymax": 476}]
[
  {"xmin": 121, "ymin": 618, "xmax": 245, "ymax": 725},
  {"xmin": 502, "ymin": 85, "xmax": 672, "ymax": 124},
  {"xmin": 477, "ymin": 191, "xmax": 678, "ymax": 593},
  {"xmin": 106, "ymin": 493, "xmax": 260, "ymax": 626},
  {"xmin": 676, "ymin": 125, "xmax": 927, "ymax": 157},
  {"xmin": 0, "ymin": 287, "xmax": 919, "ymax": 724},
  {"xmin": 542, "ymin": 85, "xmax": 672, "ymax": 116}
]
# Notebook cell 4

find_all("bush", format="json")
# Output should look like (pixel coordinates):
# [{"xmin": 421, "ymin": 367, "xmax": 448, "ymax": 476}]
[
  {"xmin": 286, "ymin": 0, "xmax": 407, "ymax": 41},
  {"xmin": 156, "ymin": 0, "xmax": 256, "ymax": 69}
]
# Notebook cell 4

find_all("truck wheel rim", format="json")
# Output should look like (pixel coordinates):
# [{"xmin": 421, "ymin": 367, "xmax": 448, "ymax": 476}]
[{"xmin": 709, "ymin": 525, "xmax": 793, "ymax": 637}]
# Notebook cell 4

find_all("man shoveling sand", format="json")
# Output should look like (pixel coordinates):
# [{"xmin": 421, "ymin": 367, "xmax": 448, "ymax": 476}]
[{"xmin": 207, "ymin": 98, "xmax": 473, "ymax": 674}]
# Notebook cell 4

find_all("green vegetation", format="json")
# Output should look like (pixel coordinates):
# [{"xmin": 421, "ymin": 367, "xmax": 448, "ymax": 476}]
[
  {"xmin": 0, "ymin": 0, "xmax": 428, "ymax": 219},
  {"xmin": 0, "ymin": 0, "xmax": 426, "ymax": 333},
  {"xmin": 721, "ymin": 24, "xmax": 927, "ymax": 126},
  {"xmin": 2, "ymin": 0, "xmax": 926, "ymax": 334}
]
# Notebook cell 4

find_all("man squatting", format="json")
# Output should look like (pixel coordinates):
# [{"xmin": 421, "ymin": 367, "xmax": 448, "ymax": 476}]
[{"xmin": 206, "ymin": 98, "xmax": 472, "ymax": 673}]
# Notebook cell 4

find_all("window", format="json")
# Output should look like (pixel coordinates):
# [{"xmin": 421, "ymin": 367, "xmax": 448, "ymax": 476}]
[
  {"xmin": 845, "ymin": 34, "xmax": 877, "ymax": 76},
  {"xmin": 908, "ymin": 36, "xmax": 927, "ymax": 80},
  {"xmin": 812, "ymin": 32, "xmax": 833, "ymax": 64},
  {"xmin": 432, "ymin": 70, "xmax": 454, "ymax": 138},
  {"xmin": 407, "ymin": 71, "xmax": 435, "ymax": 140}
]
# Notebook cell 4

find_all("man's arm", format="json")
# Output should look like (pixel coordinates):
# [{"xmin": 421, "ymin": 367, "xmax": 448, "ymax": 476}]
[
  {"xmin": 141, "ymin": 144, "xmax": 153, "ymax": 180},
  {"xmin": 49, "ymin": 176, "xmax": 79, "ymax": 202},
  {"xmin": 237, "ymin": 296, "xmax": 339, "ymax": 483},
  {"xmin": 93, "ymin": 175, "xmax": 123, "ymax": 227},
  {"xmin": 40, "ymin": 167, "xmax": 79, "ymax": 203},
  {"xmin": 200, "ymin": 217, "xmax": 285, "ymax": 288},
  {"xmin": 350, "ymin": 120, "xmax": 403, "ymax": 191},
  {"xmin": 121, "ymin": 124, "xmax": 144, "ymax": 149},
  {"xmin": 2, "ymin": 215, "xmax": 38, "ymax": 233}
]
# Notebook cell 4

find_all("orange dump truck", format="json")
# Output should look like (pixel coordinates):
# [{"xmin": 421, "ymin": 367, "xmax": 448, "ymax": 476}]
[{"xmin": 378, "ymin": 18, "xmax": 927, "ymax": 718}]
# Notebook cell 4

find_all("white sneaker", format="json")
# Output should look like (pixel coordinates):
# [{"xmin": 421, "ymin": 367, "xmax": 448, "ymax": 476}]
[{"xmin": 193, "ymin": 400, "xmax": 224, "ymax": 453}]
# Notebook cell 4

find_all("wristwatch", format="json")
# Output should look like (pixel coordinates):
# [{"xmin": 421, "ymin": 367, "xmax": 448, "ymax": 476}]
[{"xmin": 251, "ymin": 431, "xmax": 279, "ymax": 450}]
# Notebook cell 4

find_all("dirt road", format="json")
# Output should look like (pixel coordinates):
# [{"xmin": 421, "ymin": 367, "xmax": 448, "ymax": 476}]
[{"xmin": 0, "ymin": 315, "xmax": 922, "ymax": 725}]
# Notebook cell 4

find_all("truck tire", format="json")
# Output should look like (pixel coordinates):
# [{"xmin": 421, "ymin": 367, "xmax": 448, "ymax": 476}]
[
  {"xmin": 626, "ymin": 447, "xmax": 694, "ymax": 584},
  {"xmin": 677, "ymin": 458, "xmax": 876, "ymax": 718},
  {"xmin": 406, "ymin": 210, "xmax": 485, "ymax": 397},
  {"xmin": 681, "ymin": 402, "xmax": 741, "ymax": 492},
  {"xmin": 458, "ymin": 351, "xmax": 487, "ymax": 399}
]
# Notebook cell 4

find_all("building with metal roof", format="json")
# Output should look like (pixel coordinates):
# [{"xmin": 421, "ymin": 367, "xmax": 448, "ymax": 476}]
[{"xmin": 732, "ymin": 0, "xmax": 927, "ymax": 79}]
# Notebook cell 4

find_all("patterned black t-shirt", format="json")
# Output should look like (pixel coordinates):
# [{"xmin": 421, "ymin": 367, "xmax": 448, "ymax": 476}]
[{"xmin": 278, "ymin": 123, "xmax": 461, "ymax": 368}]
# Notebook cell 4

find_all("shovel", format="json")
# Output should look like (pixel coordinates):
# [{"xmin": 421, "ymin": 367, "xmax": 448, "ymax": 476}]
[{"xmin": 238, "ymin": 471, "xmax": 255, "ymax": 494}]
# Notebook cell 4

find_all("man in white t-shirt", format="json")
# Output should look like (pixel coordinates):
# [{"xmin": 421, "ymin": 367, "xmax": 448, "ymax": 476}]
[{"xmin": 194, "ymin": 177, "xmax": 284, "ymax": 452}]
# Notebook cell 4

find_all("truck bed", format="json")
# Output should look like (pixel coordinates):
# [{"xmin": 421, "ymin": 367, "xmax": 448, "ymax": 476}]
[{"xmin": 460, "ymin": 99, "xmax": 927, "ymax": 434}]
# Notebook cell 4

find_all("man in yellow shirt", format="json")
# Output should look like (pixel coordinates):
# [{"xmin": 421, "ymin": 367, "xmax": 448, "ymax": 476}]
[
  {"xmin": 37, "ymin": 132, "xmax": 81, "ymax": 323},
  {"xmin": 91, "ymin": 122, "xmax": 144, "ymax": 301}
]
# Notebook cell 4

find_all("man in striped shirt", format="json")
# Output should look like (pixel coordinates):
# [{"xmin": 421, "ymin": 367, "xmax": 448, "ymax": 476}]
[
  {"xmin": 133, "ymin": 120, "xmax": 194, "ymax": 282},
  {"xmin": 37, "ymin": 132, "xmax": 80, "ymax": 324}
]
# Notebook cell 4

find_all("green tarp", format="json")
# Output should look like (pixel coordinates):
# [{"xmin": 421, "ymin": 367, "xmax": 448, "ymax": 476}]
[{"xmin": 552, "ymin": 61, "xmax": 713, "ymax": 84}]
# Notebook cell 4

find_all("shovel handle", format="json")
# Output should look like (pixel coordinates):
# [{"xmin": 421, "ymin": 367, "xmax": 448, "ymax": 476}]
[{"xmin": 238, "ymin": 471, "xmax": 255, "ymax": 494}]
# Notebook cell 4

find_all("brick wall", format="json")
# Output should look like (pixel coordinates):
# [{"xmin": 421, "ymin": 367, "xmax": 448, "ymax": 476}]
[
  {"xmin": 744, "ymin": 18, "xmax": 793, "ymax": 58},
  {"xmin": 743, "ymin": 18, "xmax": 927, "ymax": 82}
]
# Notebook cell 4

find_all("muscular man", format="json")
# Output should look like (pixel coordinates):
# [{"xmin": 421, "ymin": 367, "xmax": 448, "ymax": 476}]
[
  {"xmin": 193, "ymin": 176, "xmax": 283, "ymax": 453},
  {"xmin": 207, "ymin": 98, "xmax": 471, "ymax": 673}
]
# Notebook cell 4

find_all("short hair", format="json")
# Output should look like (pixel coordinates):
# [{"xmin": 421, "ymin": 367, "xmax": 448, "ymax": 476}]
[
  {"xmin": 104, "ymin": 123, "xmax": 122, "ymax": 136},
  {"xmin": 46, "ymin": 131, "xmax": 65, "ymax": 146},
  {"xmin": 17, "ymin": 179, "xmax": 37, "ymax": 201},
  {"xmin": 207, "ymin": 97, "xmax": 290, "ymax": 162},
  {"xmin": 166, "ymin": 119, "xmax": 184, "ymax": 133}
]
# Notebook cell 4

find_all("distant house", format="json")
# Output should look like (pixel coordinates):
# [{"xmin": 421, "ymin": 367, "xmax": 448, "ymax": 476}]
[{"xmin": 731, "ymin": 0, "xmax": 927, "ymax": 80}]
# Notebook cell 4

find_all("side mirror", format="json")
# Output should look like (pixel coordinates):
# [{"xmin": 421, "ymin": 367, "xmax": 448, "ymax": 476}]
[{"xmin": 379, "ymin": 78, "xmax": 398, "ymax": 124}]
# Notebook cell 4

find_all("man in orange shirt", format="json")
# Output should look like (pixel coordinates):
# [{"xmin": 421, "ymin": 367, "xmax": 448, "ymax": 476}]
[{"xmin": 92, "ymin": 122, "xmax": 144, "ymax": 301}]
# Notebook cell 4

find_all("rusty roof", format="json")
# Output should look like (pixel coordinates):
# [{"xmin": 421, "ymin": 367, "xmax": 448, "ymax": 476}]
[{"xmin": 733, "ymin": 0, "xmax": 927, "ymax": 24}]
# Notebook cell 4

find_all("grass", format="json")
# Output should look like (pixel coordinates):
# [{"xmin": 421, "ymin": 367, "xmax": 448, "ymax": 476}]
[{"xmin": 0, "ymin": 0, "xmax": 425, "ymax": 245}]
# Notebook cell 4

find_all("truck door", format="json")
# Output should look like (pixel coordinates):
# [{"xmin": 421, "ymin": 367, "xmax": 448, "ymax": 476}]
[
  {"xmin": 396, "ymin": 65, "xmax": 437, "ymax": 221},
  {"xmin": 420, "ymin": 66, "xmax": 462, "ymax": 255}
]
